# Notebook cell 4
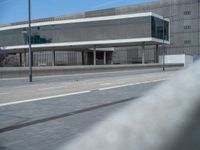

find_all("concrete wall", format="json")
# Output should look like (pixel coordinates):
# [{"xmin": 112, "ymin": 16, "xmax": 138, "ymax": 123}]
[
  {"xmin": 0, "ymin": 64, "xmax": 183, "ymax": 79},
  {"xmin": 114, "ymin": 0, "xmax": 200, "ymax": 61},
  {"xmin": 81, "ymin": 0, "xmax": 200, "ymax": 64},
  {"xmin": 159, "ymin": 54, "xmax": 193, "ymax": 66}
]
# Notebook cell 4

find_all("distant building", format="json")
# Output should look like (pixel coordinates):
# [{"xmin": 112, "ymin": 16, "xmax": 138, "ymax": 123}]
[{"xmin": 0, "ymin": 0, "xmax": 199, "ymax": 66}]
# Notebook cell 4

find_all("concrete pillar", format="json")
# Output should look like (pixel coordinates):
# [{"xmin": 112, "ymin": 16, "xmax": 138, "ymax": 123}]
[
  {"xmin": 103, "ymin": 51, "xmax": 106, "ymax": 65},
  {"xmin": 142, "ymin": 43, "xmax": 145, "ymax": 64},
  {"xmin": 52, "ymin": 50, "xmax": 55, "ymax": 66},
  {"xmin": 111, "ymin": 52, "xmax": 113, "ymax": 65},
  {"xmin": 93, "ymin": 48, "xmax": 96, "ymax": 65},
  {"xmin": 23, "ymin": 50, "xmax": 26, "ymax": 67},
  {"xmin": 19, "ymin": 53, "xmax": 22, "ymax": 66},
  {"xmin": 155, "ymin": 45, "xmax": 159, "ymax": 63}
]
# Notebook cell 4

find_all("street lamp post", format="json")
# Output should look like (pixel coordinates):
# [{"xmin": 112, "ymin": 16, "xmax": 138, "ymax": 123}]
[
  {"xmin": 28, "ymin": 0, "xmax": 32, "ymax": 82},
  {"xmin": 162, "ymin": 19, "xmax": 165, "ymax": 71}
]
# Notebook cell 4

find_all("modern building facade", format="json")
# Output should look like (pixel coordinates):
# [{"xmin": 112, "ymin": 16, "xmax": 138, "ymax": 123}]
[{"xmin": 0, "ymin": 0, "xmax": 198, "ymax": 66}]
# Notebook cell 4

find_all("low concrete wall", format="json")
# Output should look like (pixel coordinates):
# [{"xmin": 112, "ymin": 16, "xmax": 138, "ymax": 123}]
[
  {"xmin": 159, "ymin": 54, "xmax": 193, "ymax": 67},
  {"xmin": 0, "ymin": 64, "xmax": 183, "ymax": 79}
]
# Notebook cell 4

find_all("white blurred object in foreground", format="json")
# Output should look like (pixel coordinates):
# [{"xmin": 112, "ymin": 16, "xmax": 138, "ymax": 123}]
[{"xmin": 60, "ymin": 61, "xmax": 200, "ymax": 150}]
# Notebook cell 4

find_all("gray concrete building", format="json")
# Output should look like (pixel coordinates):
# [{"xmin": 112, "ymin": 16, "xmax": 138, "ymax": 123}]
[
  {"xmin": 0, "ymin": 0, "xmax": 199, "ymax": 66},
  {"xmin": 113, "ymin": 0, "xmax": 200, "ymax": 63}
]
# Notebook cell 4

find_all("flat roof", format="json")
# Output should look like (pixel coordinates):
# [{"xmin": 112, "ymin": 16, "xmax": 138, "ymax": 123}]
[{"xmin": 0, "ymin": 12, "xmax": 168, "ymax": 31}]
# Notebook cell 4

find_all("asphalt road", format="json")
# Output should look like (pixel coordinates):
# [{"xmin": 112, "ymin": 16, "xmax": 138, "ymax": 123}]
[
  {"xmin": 0, "ymin": 81, "xmax": 162, "ymax": 150},
  {"xmin": 0, "ymin": 68, "xmax": 181, "ymax": 150}
]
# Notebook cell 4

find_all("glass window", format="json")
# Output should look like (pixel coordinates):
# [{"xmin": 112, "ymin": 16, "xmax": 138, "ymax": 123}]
[
  {"xmin": 151, "ymin": 16, "xmax": 169, "ymax": 41},
  {"xmin": 184, "ymin": 40, "xmax": 191, "ymax": 44},
  {"xmin": 184, "ymin": 25, "xmax": 191, "ymax": 30},
  {"xmin": 0, "ymin": 16, "xmax": 152, "ymax": 47},
  {"xmin": 184, "ymin": 11, "xmax": 191, "ymax": 15}
]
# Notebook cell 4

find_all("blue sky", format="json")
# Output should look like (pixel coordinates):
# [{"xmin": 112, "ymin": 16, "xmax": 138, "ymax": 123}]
[{"xmin": 0, "ymin": 0, "xmax": 157, "ymax": 24}]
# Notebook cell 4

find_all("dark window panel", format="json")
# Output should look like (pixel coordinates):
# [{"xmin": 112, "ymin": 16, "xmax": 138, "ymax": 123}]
[{"xmin": 151, "ymin": 16, "xmax": 169, "ymax": 41}]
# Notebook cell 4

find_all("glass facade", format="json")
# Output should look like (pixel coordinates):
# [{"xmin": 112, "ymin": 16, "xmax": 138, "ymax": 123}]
[
  {"xmin": 151, "ymin": 16, "xmax": 169, "ymax": 41},
  {"xmin": 0, "ymin": 15, "xmax": 169, "ymax": 47}
]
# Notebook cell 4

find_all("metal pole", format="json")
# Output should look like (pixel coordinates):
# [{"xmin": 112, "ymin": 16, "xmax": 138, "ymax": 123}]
[
  {"xmin": 162, "ymin": 19, "xmax": 165, "ymax": 71},
  {"xmin": 28, "ymin": 0, "xmax": 32, "ymax": 82}
]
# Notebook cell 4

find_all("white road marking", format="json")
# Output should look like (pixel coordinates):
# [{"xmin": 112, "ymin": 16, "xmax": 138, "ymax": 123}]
[
  {"xmin": 99, "ymin": 84, "xmax": 133, "ymax": 91},
  {"xmin": 0, "ymin": 90, "xmax": 91, "ymax": 107}
]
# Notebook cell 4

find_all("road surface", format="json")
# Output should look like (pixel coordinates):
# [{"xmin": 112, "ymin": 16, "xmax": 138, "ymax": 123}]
[{"xmin": 0, "ymin": 68, "xmax": 180, "ymax": 150}]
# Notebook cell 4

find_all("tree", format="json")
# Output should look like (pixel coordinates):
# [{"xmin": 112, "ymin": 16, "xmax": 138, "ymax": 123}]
[{"xmin": 0, "ymin": 48, "xmax": 8, "ymax": 67}]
